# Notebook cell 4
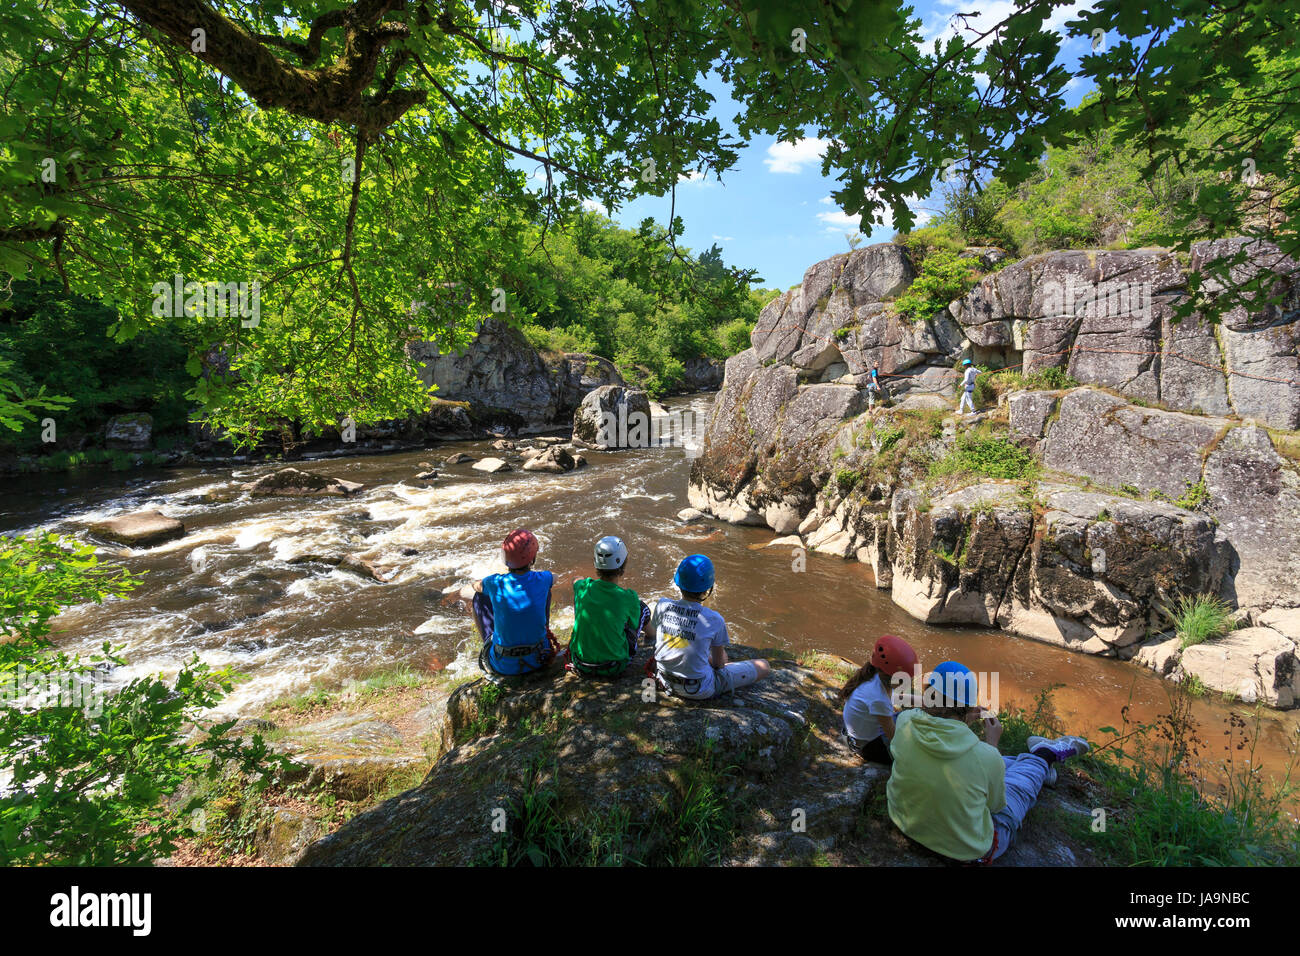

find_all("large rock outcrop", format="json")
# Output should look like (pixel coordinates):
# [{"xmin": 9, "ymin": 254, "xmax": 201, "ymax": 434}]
[
  {"xmin": 297, "ymin": 645, "xmax": 1095, "ymax": 866},
  {"xmin": 405, "ymin": 319, "xmax": 625, "ymax": 432},
  {"xmin": 687, "ymin": 239, "xmax": 1300, "ymax": 706}
]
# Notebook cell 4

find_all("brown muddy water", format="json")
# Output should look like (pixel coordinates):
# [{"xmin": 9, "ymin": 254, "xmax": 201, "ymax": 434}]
[{"xmin": 4, "ymin": 394, "xmax": 1297, "ymax": 794}]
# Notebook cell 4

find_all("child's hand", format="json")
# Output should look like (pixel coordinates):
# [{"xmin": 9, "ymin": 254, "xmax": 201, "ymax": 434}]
[{"xmin": 982, "ymin": 715, "xmax": 1002, "ymax": 747}]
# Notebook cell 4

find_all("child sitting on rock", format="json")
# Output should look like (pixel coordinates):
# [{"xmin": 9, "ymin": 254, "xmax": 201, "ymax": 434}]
[
  {"xmin": 650, "ymin": 554, "xmax": 771, "ymax": 699},
  {"xmin": 470, "ymin": 528, "xmax": 558, "ymax": 677},
  {"xmin": 887, "ymin": 660, "xmax": 1090, "ymax": 864},
  {"xmin": 567, "ymin": 535, "xmax": 650, "ymax": 678},
  {"xmin": 839, "ymin": 635, "xmax": 918, "ymax": 764}
]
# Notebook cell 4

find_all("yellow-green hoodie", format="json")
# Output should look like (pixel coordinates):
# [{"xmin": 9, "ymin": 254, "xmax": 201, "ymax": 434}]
[{"xmin": 886, "ymin": 708, "xmax": 1007, "ymax": 861}]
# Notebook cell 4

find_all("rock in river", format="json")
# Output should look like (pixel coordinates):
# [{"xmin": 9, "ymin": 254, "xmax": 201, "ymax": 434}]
[
  {"xmin": 241, "ymin": 467, "xmax": 365, "ymax": 497},
  {"xmin": 521, "ymin": 445, "xmax": 577, "ymax": 473},
  {"xmin": 88, "ymin": 509, "xmax": 185, "ymax": 547},
  {"xmin": 472, "ymin": 457, "xmax": 512, "ymax": 474}
]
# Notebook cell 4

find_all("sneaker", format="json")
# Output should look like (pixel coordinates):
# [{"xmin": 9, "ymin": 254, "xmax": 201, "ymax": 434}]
[{"xmin": 1028, "ymin": 735, "xmax": 1090, "ymax": 764}]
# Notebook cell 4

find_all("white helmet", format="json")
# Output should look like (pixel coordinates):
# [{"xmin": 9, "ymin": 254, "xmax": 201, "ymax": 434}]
[{"xmin": 594, "ymin": 535, "xmax": 628, "ymax": 570}]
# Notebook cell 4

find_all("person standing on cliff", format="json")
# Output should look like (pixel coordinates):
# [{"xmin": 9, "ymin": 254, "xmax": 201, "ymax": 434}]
[
  {"xmin": 649, "ymin": 554, "xmax": 771, "ymax": 699},
  {"xmin": 866, "ymin": 364, "xmax": 883, "ymax": 409},
  {"xmin": 470, "ymin": 529, "xmax": 558, "ymax": 677},
  {"xmin": 958, "ymin": 359, "xmax": 979, "ymax": 415},
  {"xmin": 886, "ymin": 661, "xmax": 1090, "ymax": 864}
]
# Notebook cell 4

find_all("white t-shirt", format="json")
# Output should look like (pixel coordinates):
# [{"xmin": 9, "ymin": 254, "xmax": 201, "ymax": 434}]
[
  {"xmin": 843, "ymin": 676, "xmax": 896, "ymax": 742},
  {"xmin": 652, "ymin": 597, "xmax": 729, "ymax": 695},
  {"xmin": 962, "ymin": 367, "xmax": 978, "ymax": 391}
]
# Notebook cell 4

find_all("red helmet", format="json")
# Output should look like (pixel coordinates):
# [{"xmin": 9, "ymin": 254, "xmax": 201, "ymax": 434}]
[
  {"xmin": 502, "ymin": 529, "xmax": 538, "ymax": 569},
  {"xmin": 870, "ymin": 635, "xmax": 918, "ymax": 677}
]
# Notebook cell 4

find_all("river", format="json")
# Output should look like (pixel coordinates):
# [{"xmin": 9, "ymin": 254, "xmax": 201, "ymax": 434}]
[{"xmin": 4, "ymin": 393, "xmax": 1297, "ymax": 792}]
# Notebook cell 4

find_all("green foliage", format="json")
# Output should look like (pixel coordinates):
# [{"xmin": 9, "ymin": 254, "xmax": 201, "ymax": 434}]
[
  {"xmin": 1164, "ymin": 594, "xmax": 1236, "ymax": 650},
  {"xmin": 833, "ymin": 467, "xmax": 862, "ymax": 493},
  {"xmin": 508, "ymin": 218, "xmax": 760, "ymax": 397},
  {"xmin": 1175, "ymin": 480, "xmax": 1211, "ymax": 512},
  {"xmin": 0, "ymin": 0, "xmax": 1294, "ymax": 439},
  {"xmin": 0, "ymin": 532, "xmax": 288, "ymax": 864},
  {"xmin": 0, "ymin": 282, "xmax": 194, "ymax": 453},
  {"xmin": 978, "ymin": 365, "xmax": 1079, "ymax": 405},
  {"xmin": 893, "ymin": 249, "xmax": 982, "ymax": 322},
  {"xmin": 475, "ymin": 742, "xmax": 740, "ymax": 867},
  {"xmin": 930, "ymin": 432, "xmax": 1039, "ymax": 482},
  {"xmin": 1086, "ymin": 690, "xmax": 1299, "ymax": 866}
]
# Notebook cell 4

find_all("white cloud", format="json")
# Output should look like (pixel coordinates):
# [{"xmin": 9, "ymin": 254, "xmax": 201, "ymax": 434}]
[
  {"xmin": 816, "ymin": 192, "xmax": 932, "ymax": 234},
  {"xmin": 763, "ymin": 137, "xmax": 829, "ymax": 174},
  {"xmin": 711, "ymin": 234, "xmax": 735, "ymax": 242},
  {"xmin": 816, "ymin": 208, "xmax": 861, "ymax": 230},
  {"xmin": 581, "ymin": 198, "xmax": 607, "ymax": 216},
  {"xmin": 679, "ymin": 169, "xmax": 711, "ymax": 186},
  {"xmin": 923, "ymin": 0, "xmax": 1093, "ymax": 49}
]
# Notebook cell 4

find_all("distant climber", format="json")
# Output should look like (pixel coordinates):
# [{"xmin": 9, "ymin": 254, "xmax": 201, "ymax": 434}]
[
  {"xmin": 470, "ymin": 529, "xmax": 558, "ymax": 677},
  {"xmin": 958, "ymin": 359, "xmax": 979, "ymax": 415},
  {"xmin": 566, "ymin": 535, "xmax": 650, "ymax": 678},
  {"xmin": 839, "ymin": 635, "xmax": 919, "ymax": 764},
  {"xmin": 650, "ymin": 554, "xmax": 771, "ymax": 699},
  {"xmin": 866, "ymin": 364, "xmax": 883, "ymax": 409},
  {"xmin": 886, "ymin": 660, "xmax": 1090, "ymax": 864}
]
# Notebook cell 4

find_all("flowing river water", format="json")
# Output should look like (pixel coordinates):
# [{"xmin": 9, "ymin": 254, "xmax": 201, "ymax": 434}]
[{"xmin": 5, "ymin": 394, "xmax": 1298, "ymax": 794}]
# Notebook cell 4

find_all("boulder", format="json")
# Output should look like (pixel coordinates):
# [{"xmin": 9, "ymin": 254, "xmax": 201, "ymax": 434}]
[
  {"xmin": 1202, "ymin": 425, "xmax": 1300, "ymax": 608},
  {"xmin": 1133, "ymin": 635, "xmax": 1183, "ymax": 676},
  {"xmin": 471, "ymin": 457, "xmax": 512, "ymax": 474},
  {"xmin": 571, "ymin": 385, "xmax": 653, "ymax": 449},
  {"xmin": 408, "ymin": 399, "xmax": 474, "ymax": 438},
  {"xmin": 273, "ymin": 711, "xmax": 427, "ymax": 801},
  {"xmin": 241, "ymin": 467, "xmax": 365, "ymax": 497},
  {"xmin": 521, "ymin": 445, "xmax": 577, "ymax": 473},
  {"xmin": 88, "ymin": 510, "xmax": 185, "ymax": 547},
  {"xmin": 888, "ymin": 484, "xmax": 1033, "ymax": 627},
  {"xmin": 300, "ymin": 647, "xmax": 819, "ymax": 866},
  {"xmin": 444, "ymin": 452, "xmax": 476, "ymax": 465},
  {"xmin": 1007, "ymin": 391, "xmax": 1059, "ymax": 448},
  {"xmin": 406, "ymin": 319, "xmax": 561, "ymax": 427},
  {"xmin": 104, "ymin": 413, "xmax": 153, "ymax": 451},
  {"xmin": 254, "ymin": 809, "xmax": 323, "ymax": 866},
  {"xmin": 406, "ymin": 321, "xmax": 625, "ymax": 431},
  {"xmin": 996, "ymin": 491, "xmax": 1229, "ymax": 654},
  {"xmin": 552, "ymin": 353, "xmax": 624, "ymax": 414},
  {"xmin": 681, "ymin": 356, "xmax": 725, "ymax": 391},
  {"xmin": 1180, "ymin": 627, "xmax": 1299, "ymax": 707},
  {"xmin": 1040, "ymin": 389, "xmax": 1228, "ymax": 499}
]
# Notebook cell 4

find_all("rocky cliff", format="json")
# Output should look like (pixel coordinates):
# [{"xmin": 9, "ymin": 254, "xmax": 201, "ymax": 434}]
[
  {"xmin": 688, "ymin": 239, "xmax": 1300, "ymax": 707},
  {"xmin": 404, "ymin": 318, "xmax": 625, "ymax": 435}
]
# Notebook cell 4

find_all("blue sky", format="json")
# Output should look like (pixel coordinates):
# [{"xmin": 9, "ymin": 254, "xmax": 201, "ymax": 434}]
[{"xmin": 577, "ymin": 0, "xmax": 1100, "ymax": 289}]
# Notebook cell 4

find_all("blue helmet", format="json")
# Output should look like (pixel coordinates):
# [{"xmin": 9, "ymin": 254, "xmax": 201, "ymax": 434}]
[
  {"xmin": 962, "ymin": 358, "xmax": 972, "ymax": 366},
  {"xmin": 674, "ymin": 554, "xmax": 715, "ymax": 593},
  {"xmin": 927, "ymin": 660, "xmax": 979, "ymax": 707}
]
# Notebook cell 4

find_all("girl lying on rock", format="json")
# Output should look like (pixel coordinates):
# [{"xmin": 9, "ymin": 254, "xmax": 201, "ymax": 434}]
[
  {"xmin": 887, "ymin": 660, "xmax": 1090, "ymax": 864},
  {"xmin": 839, "ymin": 635, "xmax": 919, "ymax": 765},
  {"xmin": 649, "ymin": 554, "xmax": 771, "ymax": 699}
]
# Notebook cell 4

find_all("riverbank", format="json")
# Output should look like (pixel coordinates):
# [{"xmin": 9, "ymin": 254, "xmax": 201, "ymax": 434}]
[{"xmin": 171, "ymin": 645, "xmax": 1300, "ymax": 867}]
